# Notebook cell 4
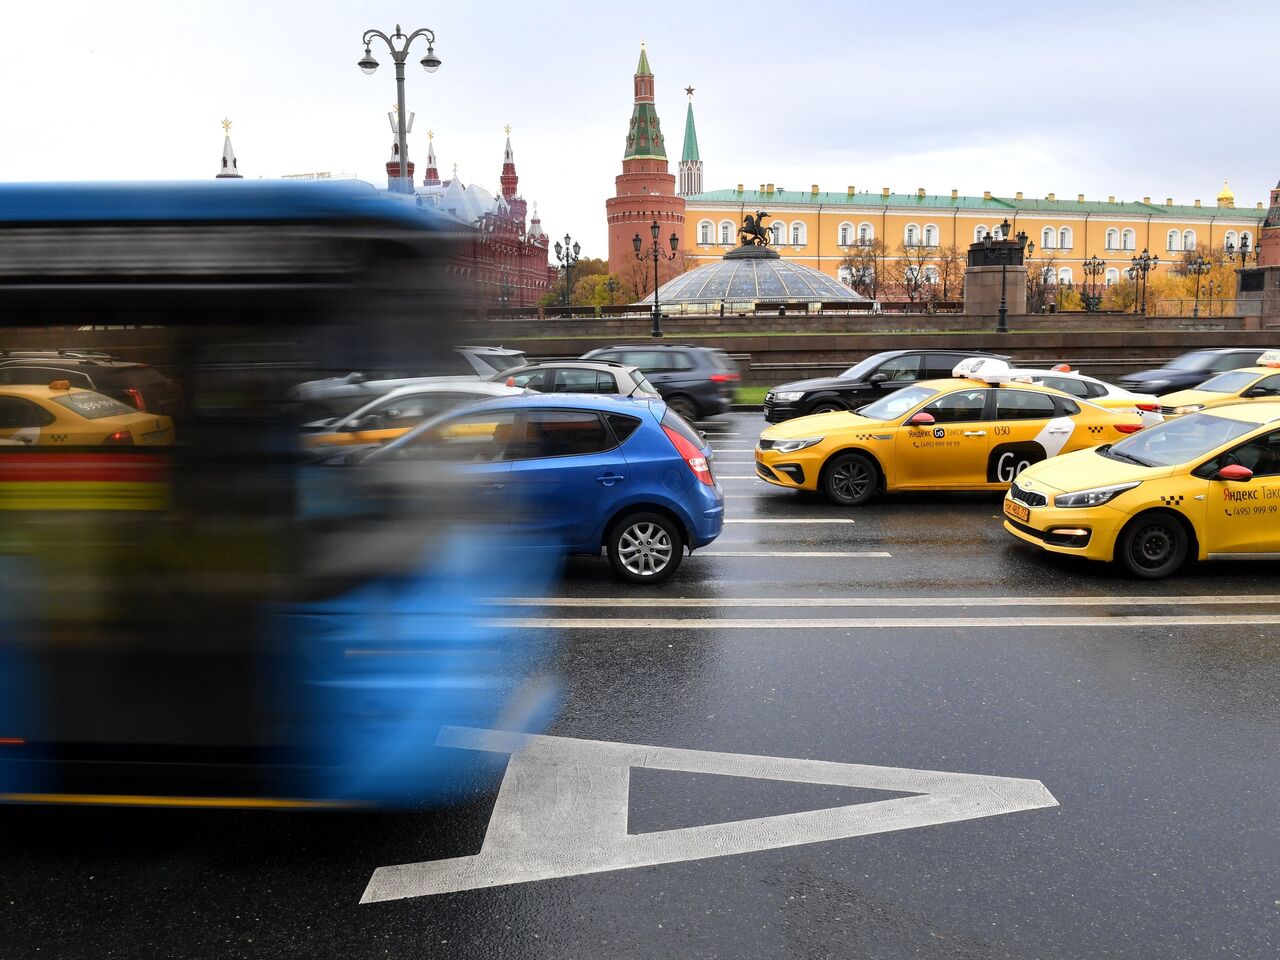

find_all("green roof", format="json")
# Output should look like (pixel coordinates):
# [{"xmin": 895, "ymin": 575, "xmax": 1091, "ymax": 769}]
[
  {"xmin": 685, "ymin": 188, "xmax": 1265, "ymax": 222},
  {"xmin": 624, "ymin": 101, "xmax": 666, "ymax": 160},
  {"xmin": 681, "ymin": 101, "xmax": 700, "ymax": 163},
  {"xmin": 636, "ymin": 45, "xmax": 651, "ymax": 76}
]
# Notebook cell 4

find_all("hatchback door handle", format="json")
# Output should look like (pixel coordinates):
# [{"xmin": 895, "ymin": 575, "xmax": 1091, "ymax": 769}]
[
  {"xmin": 963, "ymin": 430, "xmax": 987, "ymax": 437},
  {"xmin": 596, "ymin": 473, "xmax": 626, "ymax": 485},
  {"xmin": 478, "ymin": 482, "xmax": 505, "ymax": 491}
]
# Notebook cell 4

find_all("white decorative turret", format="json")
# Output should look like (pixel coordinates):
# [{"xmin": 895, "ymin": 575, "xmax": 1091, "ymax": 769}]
[
  {"xmin": 216, "ymin": 118, "xmax": 243, "ymax": 179},
  {"xmin": 528, "ymin": 201, "xmax": 545, "ymax": 240}
]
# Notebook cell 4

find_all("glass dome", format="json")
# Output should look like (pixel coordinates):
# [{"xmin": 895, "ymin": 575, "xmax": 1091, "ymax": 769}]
[{"xmin": 639, "ymin": 246, "xmax": 864, "ymax": 306}]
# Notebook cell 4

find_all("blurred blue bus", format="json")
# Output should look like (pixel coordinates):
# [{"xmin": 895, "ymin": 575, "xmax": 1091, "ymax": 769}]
[{"xmin": 0, "ymin": 181, "xmax": 557, "ymax": 808}]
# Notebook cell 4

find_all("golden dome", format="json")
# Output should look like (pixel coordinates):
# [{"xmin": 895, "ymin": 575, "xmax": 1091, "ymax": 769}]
[{"xmin": 1217, "ymin": 179, "xmax": 1235, "ymax": 204}]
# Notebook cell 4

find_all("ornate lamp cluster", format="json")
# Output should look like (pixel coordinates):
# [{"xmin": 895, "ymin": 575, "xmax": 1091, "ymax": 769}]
[
  {"xmin": 357, "ymin": 24, "xmax": 442, "ymax": 194},
  {"xmin": 634, "ymin": 221, "xmax": 679, "ymax": 338}
]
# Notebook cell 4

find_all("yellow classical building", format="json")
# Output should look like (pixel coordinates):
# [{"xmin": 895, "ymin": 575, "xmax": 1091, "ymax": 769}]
[{"xmin": 682, "ymin": 181, "xmax": 1264, "ymax": 292}]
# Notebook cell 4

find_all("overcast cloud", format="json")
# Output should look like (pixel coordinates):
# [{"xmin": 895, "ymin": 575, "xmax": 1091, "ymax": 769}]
[{"xmin": 3, "ymin": 1, "xmax": 1276, "ymax": 255}]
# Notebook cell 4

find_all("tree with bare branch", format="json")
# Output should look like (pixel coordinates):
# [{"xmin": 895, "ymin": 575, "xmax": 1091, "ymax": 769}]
[{"xmin": 838, "ymin": 238, "xmax": 886, "ymax": 301}]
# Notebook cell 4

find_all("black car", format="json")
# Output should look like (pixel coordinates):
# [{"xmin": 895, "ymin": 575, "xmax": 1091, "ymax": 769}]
[
  {"xmin": 763, "ymin": 349, "xmax": 1010, "ymax": 423},
  {"xmin": 0, "ymin": 349, "xmax": 182, "ymax": 417},
  {"xmin": 581, "ymin": 344, "xmax": 739, "ymax": 421},
  {"xmin": 1114, "ymin": 347, "xmax": 1272, "ymax": 396}
]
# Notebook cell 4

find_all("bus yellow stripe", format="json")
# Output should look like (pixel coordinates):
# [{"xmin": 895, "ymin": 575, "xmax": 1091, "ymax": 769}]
[{"xmin": 0, "ymin": 481, "xmax": 168, "ymax": 511}]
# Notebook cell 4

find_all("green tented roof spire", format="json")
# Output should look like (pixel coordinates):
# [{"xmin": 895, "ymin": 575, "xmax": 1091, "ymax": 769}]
[
  {"xmin": 636, "ymin": 43, "xmax": 651, "ymax": 76},
  {"xmin": 682, "ymin": 98, "xmax": 699, "ymax": 163}
]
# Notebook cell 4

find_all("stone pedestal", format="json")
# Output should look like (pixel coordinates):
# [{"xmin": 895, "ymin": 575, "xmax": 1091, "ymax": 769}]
[
  {"xmin": 1233, "ymin": 266, "xmax": 1280, "ymax": 327},
  {"xmin": 964, "ymin": 264, "xmax": 1027, "ymax": 317}
]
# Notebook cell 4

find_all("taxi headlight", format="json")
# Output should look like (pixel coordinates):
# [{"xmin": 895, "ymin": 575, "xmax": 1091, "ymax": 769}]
[
  {"xmin": 770, "ymin": 437, "xmax": 824, "ymax": 454},
  {"xmin": 773, "ymin": 391, "xmax": 805, "ymax": 402},
  {"xmin": 1054, "ymin": 481, "xmax": 1141, "ymax": 508},
  {"xmin": 1174, "ymin": 404, "xmax": 1204, "ymax": 415}
]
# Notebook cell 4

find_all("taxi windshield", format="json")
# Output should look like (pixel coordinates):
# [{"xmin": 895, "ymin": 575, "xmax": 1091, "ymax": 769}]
[
  {"xmin": 1194, "ymin": 371, "xmax": 1257, "ymax": 393},
  {"xmin": 859, "ymin": 385, "xmax": 938, "ymax": 421},
  {"xmin": 1107, "ymin": 412, "xmax": 1260, "ymax": 467}
]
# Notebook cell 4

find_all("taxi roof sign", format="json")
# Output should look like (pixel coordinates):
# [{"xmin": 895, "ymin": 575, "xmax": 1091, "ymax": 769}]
[
  {"xmin": 1257, "ymin": 350, "xmax": 1280, "ymax": 368},
  {"xmin": 952, "ymin": 357, "xmax": 1013, "ymax": 383}
]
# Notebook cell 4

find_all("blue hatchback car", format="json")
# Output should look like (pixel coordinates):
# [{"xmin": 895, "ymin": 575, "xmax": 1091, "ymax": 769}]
[{"xmin": 365, "ymin": 393, "xmax": 724, "ymax": 582}]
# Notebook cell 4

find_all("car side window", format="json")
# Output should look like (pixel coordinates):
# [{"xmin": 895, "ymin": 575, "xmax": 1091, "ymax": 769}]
[
  {"xmin": 0, "ymin": 396, "xmax": 54, "ymax": 429},
  {"xmin": 400, "ymin": 409, "xmax": 518, "ymax": 462},
  {"xmin": 509, "ymin": 370, "xmax": 550, "ymax": 391},
  {"xmin": 877, "ymin": 355, "xmax": 922, "ymax": 382},
  {"xmin": 1213, "ymin": 354, "xmax": 1250, "ymax": 372},
  {"xmin": 920, "ymin": 389, "xmax": 987, "ymax": 423},
  {"xmin": 669, "ymin": 352, "xmax": 694, "ymax": 371},
  {"xmin": 1053, "ymin": 397, "xmax": 1081, "ymax": 416},
  {"xmin": 1250, "ymin": 374, "xmax": 1280, "ymax": 397},
  {"xmin": 620, "ymin": 351, "xmax": 664, "ymax": 372},
  {"xmin": 925, "ymin": 354, "xmax": 966, "ymax": 379},
  {"xmin": 1039, "ymin": 376, "xmax": 1090, "ymax": 399},
  {"xmin": 556, "ymin": 369, "xmax": 604, "ymax": 394},
  {"xmin": 0, "ymin": 366, "xmax": 93, "ymax": 388},
  {"xmin": 519, "ymin": 410, "xmax": 612, "ymax": 458},
  {"xmin": 606, "ymin": 414, "xmax": 641, "ymax": 443},
  {"xmin": 996, "ymin": 389, "xmax": 1057, "ymax": 420},
  {"xmin": 1220, "ymin": 429, "xmax": 1280, "ymax": 477}
]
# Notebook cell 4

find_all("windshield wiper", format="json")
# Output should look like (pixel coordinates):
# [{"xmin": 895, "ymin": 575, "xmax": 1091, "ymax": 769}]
[{"xmin": 1100, "ymin": 444, "xmax": 1153, "ymax": 467}]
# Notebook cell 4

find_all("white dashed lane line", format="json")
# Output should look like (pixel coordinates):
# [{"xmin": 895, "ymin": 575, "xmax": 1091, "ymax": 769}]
[
  {"xmin": 695, "ymin": 550, "xmax": 891, "ymax": 558},
  {"xmin": 722, "ymin": 518, "xmax": 855, "ymax": 524},
  {"xmin": 485, "ymin": 614, "xmax": 1280, "ymax": 630}
]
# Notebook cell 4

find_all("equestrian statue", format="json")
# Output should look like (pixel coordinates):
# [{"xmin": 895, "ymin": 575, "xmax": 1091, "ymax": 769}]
[{"xmin": 738, "ymin": 211, "xmax": 771, "ymax": 247}]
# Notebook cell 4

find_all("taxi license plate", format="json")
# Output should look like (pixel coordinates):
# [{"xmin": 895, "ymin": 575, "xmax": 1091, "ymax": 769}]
[{"xmin": 1004, "ymin": 500, "xmax": 1030, "ymax": 523}]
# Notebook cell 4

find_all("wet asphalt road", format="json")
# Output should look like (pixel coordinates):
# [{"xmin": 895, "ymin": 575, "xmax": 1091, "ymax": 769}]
[{"xmin": 3, "ymin": 411, "xmax": 1279, "ymax": 959}]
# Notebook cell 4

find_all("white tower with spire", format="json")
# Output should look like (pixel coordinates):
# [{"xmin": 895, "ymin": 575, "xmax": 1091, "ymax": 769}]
[{"xmin": 216, "ymin": 118, "xmax": 243, "ymax": 179}]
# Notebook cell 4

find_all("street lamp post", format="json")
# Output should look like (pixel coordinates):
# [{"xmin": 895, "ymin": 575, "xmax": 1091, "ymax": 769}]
[
  {"xmin": 1129, "ymin": 248, "xmax": 1159, "ymax": 315},
  {"xmin": 1186, "ymin": 253, "xmax": 1211, "ymax": 318},
  {"xmin": 603, "ymin": 276, "xmax": 620, "ymax": 306},
  {"xmin": 634, "ymin": 220, "xmax": 679, "ymax": 338},
  {"xmin": 1206, "ymin": 279, "xmax": 1218, "ymax": 317},
  {"xmin": 554, "ymin": 234, "xmax": 580, "ymax": 318},
  {"xmin": 982, "ymin": 217, "xmax": 1028, "ymax": 334},
  {"xmin": 357, "ymin": 24, "xmax": 442, "ymax": 195},
  {"xmin": 1081, "ymin": 255, "xmax": 1106, "ymax": 312}
]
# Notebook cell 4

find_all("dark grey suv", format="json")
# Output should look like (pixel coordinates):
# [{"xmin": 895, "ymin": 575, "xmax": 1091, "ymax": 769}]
[{"xmin": 581, "ymin": 344, "xmax": 739, "ymax": 420}]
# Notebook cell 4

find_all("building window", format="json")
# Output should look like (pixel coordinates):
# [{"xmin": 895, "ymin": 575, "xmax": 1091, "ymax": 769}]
[
  {"xmin": 923, "ymin": 224, "xmax": 938, "ymax": 247},
  {"xmin": 1224, "ymin": 229, "xmax": 1238, "ymax": 249},
  {"xmin": 791, "ymin": 222, "xmax": 806, "ymax": 245},
  {"xmin": 991, "ymin": 224, "xmax": 1004, "ymax": 241},
  {"xmin": 1105, "ymin": 228, "xmax": 1119, "ymax": 250},
  {"xmin": 699, "ymin": 220, "xmax": 712, "ymax": 245},
  {"xmin": 858, "ymin": 222, "xmax": 873, "ymax": 244},
  {"xmin": 1183, "ymin": 229, "xmax": 1196, "ymax": 251},
  {"xmin": 1058, "ymin": 266, "xmax": 1073, "ymax": 285},
  {"xmin": 1241, "ymin": 231, "xmax": 1253, "ymax": 249},
  {"xmin": 1058, "ymin": 227, "xmax": 1072, "ymax": 249},
  {"xmin": 837, "ymin": 265, "xmax": 853, "ymax": 284},
  {"xmin": 1122, "ymin": 228, "xmax": 1135, "ymax": 251},
  {"xmin": 1166, "ymin": 229, "xmax": 1180, "ymax": 251},
  {"xmin": 974, "ymin": 224, "xmax": 989, "ymax": 242},
  {"xmin": 923, "ymin": 265, "xmax": 939, "ymax": 283},
  {"xmin": 1105, "ymin": 267, "xmax": 1119, "ymax": 287},
  {"xmin": 1042, "ymin": 227, "xmax": 1055, "ymax": 249},
  {"xmin": 904, "ymin": 223, "xmax": 919, "ymax": 246},
  {"xmin": 839, "ymin": 222, "xmax": 852, "ymax": 246},
  {"xmin": 719, "ymin": 221, "xmax": 733, "ymax": 245},
  {"xmin": 770, "ymin": 222, "xmax": 783, "ymax": 245}
]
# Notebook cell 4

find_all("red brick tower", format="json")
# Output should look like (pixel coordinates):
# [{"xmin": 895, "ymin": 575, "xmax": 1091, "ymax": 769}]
[
  {"xmin": 500, "ymin": 126, "xmax": 527, "ymax": 226},
  {"xmin": 606, "ymin": 44, "xmax": 686, "ymax": 293},
  {"xmin": 1259, "ymin": 180, "xmax": 1280, "ymax": 268}
]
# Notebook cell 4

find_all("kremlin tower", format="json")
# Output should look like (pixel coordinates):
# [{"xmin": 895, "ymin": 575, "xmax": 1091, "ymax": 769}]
[
  {"xmin": 216, "ymin": 119, "xmax": 242, "ymax": 179},
  {"xmin": 606, "ymin": 44, "xmax": 686, "ymax": 292},
  {"xmin": 678, "ymin": 87, "xmax": 703, "ymax": 196}
]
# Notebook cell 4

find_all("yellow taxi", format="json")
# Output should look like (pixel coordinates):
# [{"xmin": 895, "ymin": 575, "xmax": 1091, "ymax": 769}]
[
  {"xmin": 1003, "ymin": 401, "xmax": 1280, "ymax": 578},
  {"xmin": 0, "ymin": 381, "xmax": 173, "ymax": 446},
  {"xmin": 1157, "ymin": 350, "xmax": 1280, "ymax": 418},
  {"xmin": 302, "ymin": 382, "xmax": 524, "ymax": 449},
  {"xmin": 756, "ymin": 357, "xmax": 1146, "ymax": 505}
]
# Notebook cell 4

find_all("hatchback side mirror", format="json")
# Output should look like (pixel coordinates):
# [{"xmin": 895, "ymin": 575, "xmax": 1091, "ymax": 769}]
[
  {"xmin": 907, "ymin": 412, "xmax": 936, "ymax": 427},
  {"xmin": 1215, "ymin": 464, "xmax": 1253, "ymax": 482},
  {"xmin": 868, "ymin": 373, "xmax": 889, "ymax": 385}
]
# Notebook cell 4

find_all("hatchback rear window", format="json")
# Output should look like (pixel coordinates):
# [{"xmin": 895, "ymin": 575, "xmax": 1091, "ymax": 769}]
[
  {"xmin": 660, "ymin": 408, "xmax": 704, "ymax": 449},
  {"xmin": 51, "ymin": 390, "xmax": 136, "ymax": 419}
]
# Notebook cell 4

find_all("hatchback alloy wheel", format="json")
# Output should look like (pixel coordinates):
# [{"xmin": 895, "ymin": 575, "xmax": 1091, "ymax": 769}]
[{"xmin": 607, "ymin": 512, "xmax": 684, "ymax": 584}]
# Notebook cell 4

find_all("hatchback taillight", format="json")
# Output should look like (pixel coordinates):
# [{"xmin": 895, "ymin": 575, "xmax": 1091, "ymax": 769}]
[
  {"xmin": 123, "ymin": 387, "xmax": 146, "ymax": 411},
  {"xmin": 662, "ymin": 425, "xmax": 715, "ymax": 485}
]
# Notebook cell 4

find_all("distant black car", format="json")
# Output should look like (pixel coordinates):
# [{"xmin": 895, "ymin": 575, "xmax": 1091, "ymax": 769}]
[
  {"xmin": 763, "ymin": 349, "xmax": 1010, "ymax": 423},
  {"xmin": 1115, "ymin": 347, "xmax": 1271, "ymax": 396},
  {"xmin": 581, "ymin": 344, "xmax": 739, "ymax": 420},
  {"xmin": 0, "ymin": 349, "xmax": 182, "ymax": 417}
]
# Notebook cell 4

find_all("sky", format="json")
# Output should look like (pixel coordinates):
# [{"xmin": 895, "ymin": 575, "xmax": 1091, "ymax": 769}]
[{"xmin": 4, "ymin": 1, "xmax": 1278, "ymax": 257}]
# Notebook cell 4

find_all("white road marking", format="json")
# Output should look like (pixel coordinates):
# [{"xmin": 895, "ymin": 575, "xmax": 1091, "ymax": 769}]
[
  {"xmin": 493, "ymin": 594, "xmax": 1280, "ymax": 608},
  {"xmin": 360, "ymin": 727, "xmax": 1057, "ymax": 902},
  {"xmin": 485, "ymin": 614, "xmax": 1280, "ymax": 629},
  {"xmin": 722, "ymin": 518, "xmax": 855, "ymax": 524}
]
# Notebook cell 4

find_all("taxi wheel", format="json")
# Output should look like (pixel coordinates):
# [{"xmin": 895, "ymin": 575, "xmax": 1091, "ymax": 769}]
[
  {"xmin": 608, "ymin": 512, "xmax": 683, "ymax": 584},
  {"xmin": 809, "ymin": 401, "xmax": 844, "ymax": 415},
  {"xmin": 822, "ymin": 452, "xmax": 877, "ymax": 506},
  {"xmin": 1116, "ymin": 513, "xmax": 1188, "ymax": 579}
]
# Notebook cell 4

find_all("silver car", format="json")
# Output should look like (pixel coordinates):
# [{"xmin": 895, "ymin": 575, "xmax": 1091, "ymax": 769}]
[{"xmin": 489, "ymin": 360, "xmax": 659, "ymax": 398}]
